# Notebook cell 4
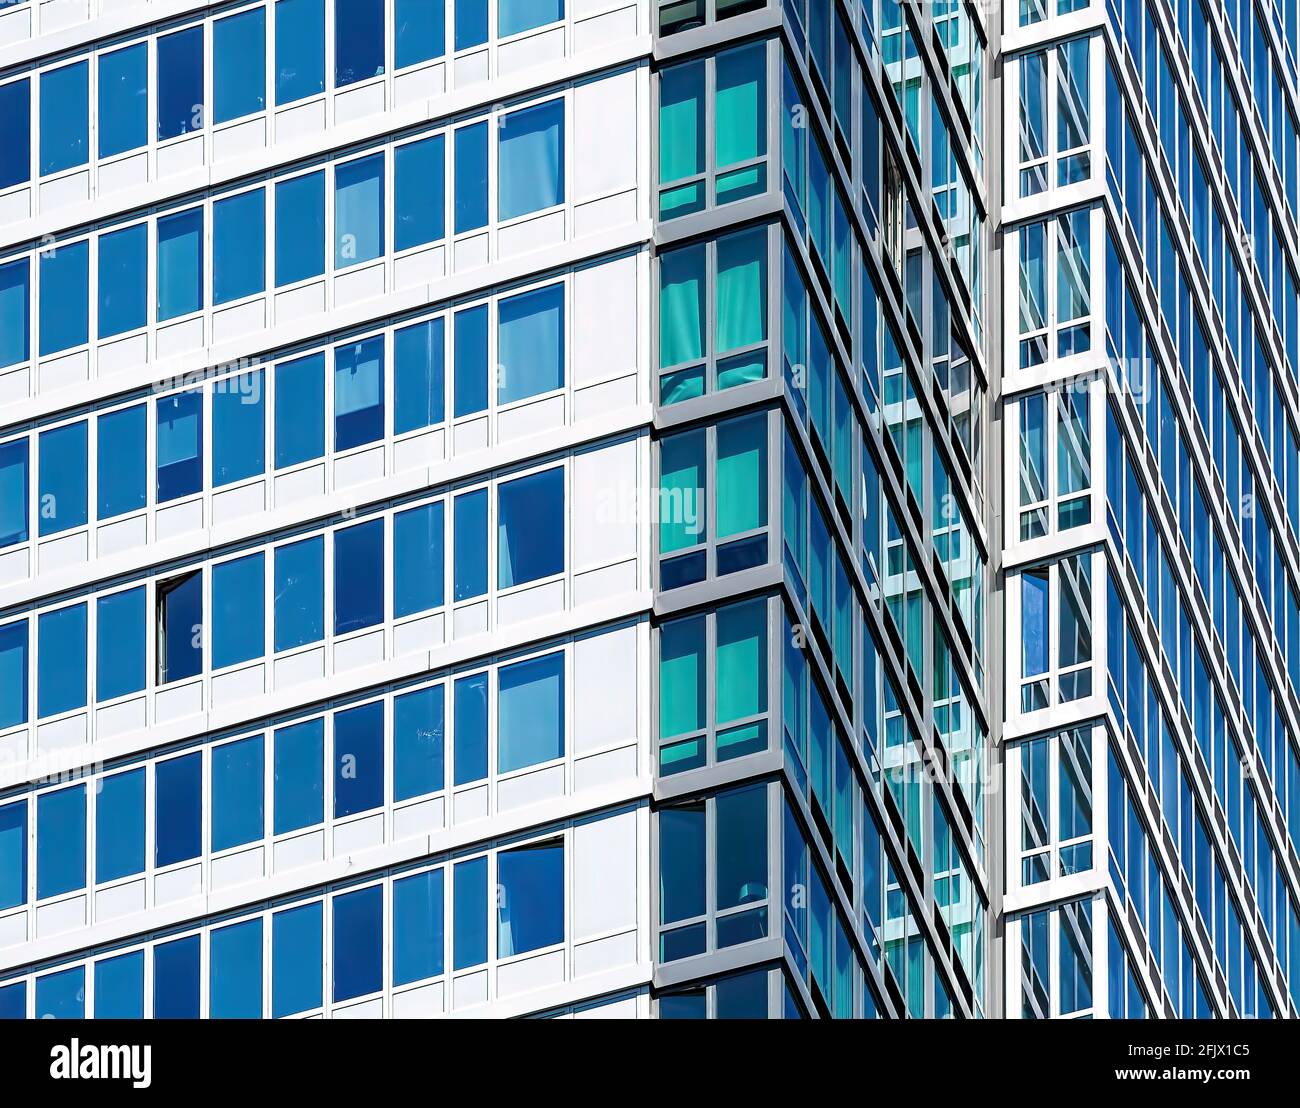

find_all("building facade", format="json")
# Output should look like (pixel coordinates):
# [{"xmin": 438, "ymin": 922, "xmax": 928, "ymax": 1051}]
[{"xmin": 0, "ymin": 0, "xmax": 1293, "ymax": 1020}]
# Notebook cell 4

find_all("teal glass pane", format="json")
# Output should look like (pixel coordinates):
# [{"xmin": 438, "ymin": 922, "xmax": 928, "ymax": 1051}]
[
  {"xmin": 659, "ymin": 62, "xmax": 703, "ymax": 185},
  {"xmin": 716, "ymin": 227, "xmax": 767, "ymax": 353},
  {"xmin": 716, "ymin": 413, "xmax": 767, "ymax": 538},
  {"xmin": 659, "ymin": 615, "xmax": 704, "ymax": 739},
  {"xmin": 659, "ymin": 244, "xmax": 705, "ymax": 369},
  {"xmin": 716, "ymin": 599, "xmax": 766, "ymax": 724},
  {"xmin": 716, "ymin": 43, "xmax": 766, "ymax": 170},
  {"xmin": 659, "ymin": 430, "xmax": 705, "ymax": 553}
]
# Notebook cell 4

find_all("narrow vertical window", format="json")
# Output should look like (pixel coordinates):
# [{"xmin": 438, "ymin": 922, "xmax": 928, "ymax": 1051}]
[
  {"xmin": 275, "ymin": 172, "xmax": 326, "ymax": 286},
  {"xmin": 39, "ymin": 240, "xmax": 89, "ymax": 356},
  {"xmin": 715, "ymin": 43, "xmax": 767, "ymax": 204},
  {"xmin": 275, "ymin": 0, "xmax": 325, "ymax": 105},
  {"xmin": 336, "ymin": 0, "xmax": 386, "ymax": 87},
  {"xmin": 157, "ymin": 27, "xmax": 205, "ymax": 140},
  {"xmin": 213, "ymin": 189, "xmax": 266, "ymax": 304},
  {"xmin": 0, "ymin": 259, "xmax": 29, "ymax": 369},
  {"xmin": 0, "ymin": 79, "xmax": 31, "ymax": 189},
  {"xmin": 98, "ymin": 45, "xmax": 147, "ymax": 158},
  {"xmin": 214, "ymin": 7, "xmax": 266, "ymax": 124},
  {"xmin": 39, "ymin": 63, "xmax": 88, "ymax": 175},
  {"xmin": 659, "ymin": 62, "xmax": 705, "ymax": 218}
]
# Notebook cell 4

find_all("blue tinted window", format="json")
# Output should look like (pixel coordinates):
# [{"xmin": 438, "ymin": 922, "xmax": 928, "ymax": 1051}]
[
  {"xmin": 98, "ymin": 223, "xmax": 147, "ymax": 338},
  {"xmin": 96, "ymin": 587, "xmax": 145, "ymax": 701},
  {"xmin": 394, "ymin": 502, "xmax": 444, "ymax": 618},
  {"xmin": 158, "ymin": 572, "xmax": 202, "ymax": 684},
  {"xmin": 395, "ymin": 135, "xmax": 445, "ymax": 250},
  {"xmin": 210, "ymin": 918, "xmax": 262, "ymax": 1018},
  {"xmin": 37, "ymin": 604, "xmax": 86, "ymax": 718},
  {"xmin": 454, "ymin": 122, "xmax": 488, "ymax": 233},
  {"xmin": 154, "ymin": 935, "xmax": 200, "ymax": 1018},
  {"xmin": 37, "ymin": 421, "xmax": 87, "ymax": 536},
  {"xmin": 453, "ymin": 487, "xmax": 487, "ymax": 600},
  {"xmin": 0, "ymin": 981, "xmax": 23, "ymax": 1019},
  {"xmin": 334, "ymin": 700, "xmax": 384, "ymax": 817},
  {"xmin": 336, "ymin": 0, "xmax": 385, "ymax": 87},
  {"xmin": 212, "ymin": 734, "xmax": 264, "ymax": 851},
  {"xmin": 157, "ymin": 27, "xmax": 204, "ymax": 140},
  {"xmin": 94, "ymin": 951, "xmax": 144, "ymax": 1018},
  {"xmin": 394, "ymin": 317, "xmax": 445, "ymax": 432},
  {"xmin": 274, "ymin": 353, "xmax": 325, "ymax": 467},
  {"xmin": 274, "ymin": 536, "xmax": 324, "ymax": 651},
  {"xmin": 274, "ymin": 719, "xmax": 324, "ymax": 834},
  {"xmin": 97, "ymin": 406, "xmax": 145, "ymax": 520},
  {"xmin": 0, "ymin": 259, "xmax": 29, "ymax": 369},
  {"xmin": 40, "ymin": 63, "xmax": 88, "ymax": 175},
  {"xmin": 213, "ymin": 370, "xmax": 265, "ymax": 486},
  {"xmin": 455, "ymin": 0, "xmax": 488, "ymax": 49},
  {"xmin": 453, "ymin": 303, "xmax": 488, "ymax": 417},
  {"xmin": 156, "ymin": 390, "xmax": 203, "ymax": 502},
  {"xmin": 497, "ymin": 840, "xmax": 563, "ymax": 956},
  {"xmin": 498, "ymin": 467, "xmax": 564, "ymax": 587},
  {"xmin": 660, "ymin": 803, "xmax": 705, "ymax": 925},
  {"xmin": 213, "ymin": 554, "xmax": 265, "ymax": 669},
  {"xmin": 275, "ymin": 172, "xmax": 326, "ymax": 286},
  {"xmin": 37, "ymin": 784, "xmax": 85, "ymax": 898},
  {"xmin": 334, "ymin": 519, "xmax": 384, "ymax": 633},
  {"xmin": 499, "ymin": 100, "xmax": 564, "ymax": 220},
  {"xmin": 335, "ymin": 154, "xmax": 384, "ymax": 267},
  {"xmin": 35, "ymin": 967, "xmax": 83, "ymax": 1019},
  {"xmin": 453, "ymin": 671, "xmax": 487, "ymax": 785},
  {"xmin": 395, "ymin": 684, "xmax": 444, "ymax": 801},
  {"xmin": 39, "ymin": 239, "xmax": 88, "ymax": 356},
  {"xmin": 333, "ymin": 885, "xmax": 383, "ymax": 1001},
  {"xmin": 276, "ymin": 0, "xmax": 324, "ymax": 103},
  {"xmin": 0, "ymin": 439, "xmax": 27, "ymax": 546},
  {"xmin": 272, "ymin": 901, "xmax": 322, "ymax": 1016},
  {"xmin": 214, "ymin": 189, "xmax": 266, "ymax": 304},
  {"xmin": 335, "ymin": 336, "xmax": 384, "ymax": 450},
  {"xmin": 498, "ymin": 283, "xmax": 563, "ymax": 404},
  {"xmin": 0, "ymin": 800, "xmax": 26, "ymax": 910},
  {"xmin": 155, "ymin": 752, "xmax": 202, "ymax": 867},
  {"xmin": 214, "ymin": 8, "xmax": 266, "ymax": 124},
  {"xmin": 393, "ymin": 868, "xmax": 444, "ymax": 985},
  {"xmin": 498, "ymin": 651, "xmax": 564, "ymax": 773},
  {"xmin": 500, "ymin": 0, "xmax": 563, "ymax": 36},
  {"xmin": 453, "ymin": 855, "xmax": 487, "ymax": 970},
  {"xmin": 157, "ymin": 207, "xmax": 204, "ymax": 320},
  {"xmin": 98, "ymin": 45, "xmax": 147, "ymax": 159},
  {"xmin": 95, "ymin": 768, "xmax": 145, "ymax": 883},
  {"xmin": 0, "ymin": 80, "xmax": 30, "ymax": 189},
  {"xmin": 0, "ymin": 622, "xmax": 27, "ymax": 730},
  {"xmin": 397, "ymin": 0, "xmax": 445, "ymax": 68}
]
